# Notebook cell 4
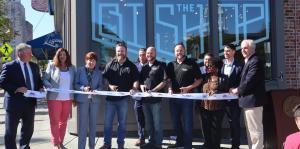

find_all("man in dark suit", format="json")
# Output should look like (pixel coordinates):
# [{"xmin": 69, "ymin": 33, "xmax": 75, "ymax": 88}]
[
  {"xmin": 230, "ymin": 39, "xmax": 266, "ymax": 149},
  {"xmin": 220, "ymin": 44, "xmax": 243, "ymax": 149},
  {"xmin": 0, "ymin": 43, "xmax": 43, "ymax": 149}
]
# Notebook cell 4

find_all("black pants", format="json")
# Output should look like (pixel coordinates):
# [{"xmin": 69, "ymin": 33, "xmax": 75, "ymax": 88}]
[
  {"xmin": 5, "ymin": 106, "xmax": 35, "ymax": 149},
  {"xmin": 200, "ymin": 108, "xmax": 224, "ymax": 149},
  {"xmin": 225, "ymin": 100, "xmax": 241, "ymax": 149},
  {"xmin": 134, "ymin": 99, "xmax": 145, "ymax": 140}
]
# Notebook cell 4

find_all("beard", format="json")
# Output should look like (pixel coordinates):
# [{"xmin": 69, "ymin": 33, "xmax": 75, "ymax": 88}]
[
  {"xmin": 176, "ymin": 54, "xmax": 185, "ymax": 61},
  {"xmin": 117, "ymin": 54, "xmax": 126, "ymax": 61},
  {"xmin": 147, "ymin": 57, "xmax": 155, "ymax": 62}
]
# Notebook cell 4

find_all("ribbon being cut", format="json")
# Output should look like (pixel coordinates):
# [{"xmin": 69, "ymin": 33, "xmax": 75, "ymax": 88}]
[{"xmin": 24, "ymin": 88, "xmax": 238, "ymax": 100}]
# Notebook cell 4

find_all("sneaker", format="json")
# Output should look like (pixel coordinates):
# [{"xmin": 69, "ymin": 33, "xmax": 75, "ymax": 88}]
[
  {"xmin": 167, "ymin": 143, "xmax": 184, "ymax": 148},
  {"xmin": 99, "ymin": 144, "xmax": 111, "ymax": 149},
  {"xmin": 135, "ymin": 139, "xmax": 146, "ymax": 146}
]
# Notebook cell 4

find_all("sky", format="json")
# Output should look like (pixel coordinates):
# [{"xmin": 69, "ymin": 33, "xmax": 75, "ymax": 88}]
[{"xmin": 21, "ymin": 0, "xmax": 54, "ymax": 39}]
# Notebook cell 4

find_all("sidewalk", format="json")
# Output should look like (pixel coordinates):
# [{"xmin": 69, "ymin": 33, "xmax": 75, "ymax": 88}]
[{"xmin": 0, "ymin": 90, "xmax": 249, "ymax": 149}]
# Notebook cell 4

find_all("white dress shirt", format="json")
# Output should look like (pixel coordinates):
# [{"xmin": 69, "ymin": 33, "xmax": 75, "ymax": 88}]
[
  {"xmin": 18, "ymin": 59, "xmax": 34, "ymax": 90},
  {"xmin": 224, "ymin": 59, "xmax": 234, "ymax": 76}
]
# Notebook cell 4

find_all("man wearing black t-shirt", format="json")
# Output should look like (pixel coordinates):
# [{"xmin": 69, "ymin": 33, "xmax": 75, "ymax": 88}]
[
  {"xmin": 140, "ymin": 47, "xmax": 167, "ymax": 149},
  {"xmin": 101, "ymin": 42, "xmax": 139, "ymax": 149},
  {"xmin": 166, "ymin": 43, "xmax": 202, "ymax": 149}
]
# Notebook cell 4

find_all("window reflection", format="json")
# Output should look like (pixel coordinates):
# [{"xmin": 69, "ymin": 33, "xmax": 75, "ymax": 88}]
[
  {"xmin": 91, "ymin": 0, "xmax": 146, "ymax": 65},
  {"xmin": 218, "ymin": 0, "xmax": 271, "ymax": 79},
  {"xmin": 154, "ymin": 0, "xmax": 209, "ymax": 63}
]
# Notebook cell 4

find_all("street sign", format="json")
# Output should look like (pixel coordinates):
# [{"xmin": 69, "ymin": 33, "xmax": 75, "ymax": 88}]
[
  {"xmin": 2, "ymin": 56, "xmax": 12, "ymax": 62},
  {"xmin": 0, "ymin": 43, "xmax": 14, "ymax": 56}
]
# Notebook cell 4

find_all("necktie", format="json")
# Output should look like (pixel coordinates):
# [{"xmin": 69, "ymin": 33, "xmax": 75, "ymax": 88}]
[{"xmin": 24, "ymin": 63, "xmax": 32, "ymax": 90}]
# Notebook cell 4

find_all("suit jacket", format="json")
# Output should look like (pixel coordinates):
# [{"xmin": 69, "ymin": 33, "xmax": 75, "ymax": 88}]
[
  {"xmin": 74, "ymin": 66, "xmax": 103, "ymax": 103},
  {"xmin": 220, "ymin": 59, "xmax": 243, "ymax": 93},
  {"xmin": 0, "ymin": 60, "xmax": 43, "ymax": 112},
  {"xmin": 237, "ymin": 53, "xmax": 266, "ymax": 108},
  {"xmin": 43, "ymin": 62, "xmax": 76, "ymax": 100}
]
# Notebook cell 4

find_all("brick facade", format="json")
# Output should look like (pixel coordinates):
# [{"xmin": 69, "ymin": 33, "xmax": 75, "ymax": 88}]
[{"xmin": 284, "ymin": 0, "xmax": 300, "ymax": 89}]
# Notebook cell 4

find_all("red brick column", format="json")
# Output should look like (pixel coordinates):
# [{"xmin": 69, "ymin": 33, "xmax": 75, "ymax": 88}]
[{"xmin": 284, "ymin": 0, "xmax": 300, "ymax": 89}]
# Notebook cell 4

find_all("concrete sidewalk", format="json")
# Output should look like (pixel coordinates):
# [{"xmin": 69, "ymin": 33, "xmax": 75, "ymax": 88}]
[{"xmin": 0, "ymin": 90, "xmax": 249, "ymax": 149}]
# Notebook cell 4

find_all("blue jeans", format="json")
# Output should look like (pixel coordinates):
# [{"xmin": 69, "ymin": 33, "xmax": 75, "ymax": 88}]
[
  {"xmin": 143, "ymin": 101, "xmax": 163, "ymax": 146},
  {"xmin": 134, "ymin": 99, "xmax": 145, "ymax": 140},
  {"xmin": 169, "ymin": 98, "xmax": 193, "ymax": 149},
  {"xmin": 103, "ymin": 97, "xmax": 128, "ymax": 148}
]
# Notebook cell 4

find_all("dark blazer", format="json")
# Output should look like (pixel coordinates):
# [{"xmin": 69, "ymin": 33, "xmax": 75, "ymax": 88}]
[
  {"xmin": 220, "ymin": 59, "xmax": 243, "ymax": 92},
  {"xmin": 237, "ymin": 54, "xmax": 266, "ymax": 108},
  {"xmin": 0, "ymin": 60, "xmax": 43, "ymax": 112}
]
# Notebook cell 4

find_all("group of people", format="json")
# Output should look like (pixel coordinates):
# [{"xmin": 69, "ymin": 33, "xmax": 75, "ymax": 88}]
[{"xmin": 0, "ymin": 39, "xmax": 271, "ymax": 149}]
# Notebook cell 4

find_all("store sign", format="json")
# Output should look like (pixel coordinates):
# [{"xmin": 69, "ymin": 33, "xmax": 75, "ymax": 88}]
[
  {"xmin": 92, "ymin": 0, "xmax": 146, "ymax": 59},
  {"xmin": 154, "ymin": 0, "xmax": 209, "ymax": 60},
  {"xmin": 218, "ymin": 0, "xmax": 270, "ymax": 49}
]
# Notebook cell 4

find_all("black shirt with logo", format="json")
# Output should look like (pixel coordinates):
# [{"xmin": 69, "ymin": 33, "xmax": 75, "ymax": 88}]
[
  {"xmin": 166, "ymin": 57, "xmax": 201, "ymax": 93},
  {"xmin": 140, "ymin": 60, "xmax": 167, "ymax": 103},
  {"xmin": 103, "ymin": 58, "xmax": 139, "ymax": 101}
]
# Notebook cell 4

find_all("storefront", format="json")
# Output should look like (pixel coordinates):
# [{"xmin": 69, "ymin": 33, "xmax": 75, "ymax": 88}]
[
  {"xmin": 51, "ymin": 0, "xmax": 287, "ymax": 138},
  {"xmin": 53, "ymin": 0, "xmax": 285, "ymax": 84},
  {"xmin": 91, "ymin": 0, "xmax": 274, "ymax": 79}
]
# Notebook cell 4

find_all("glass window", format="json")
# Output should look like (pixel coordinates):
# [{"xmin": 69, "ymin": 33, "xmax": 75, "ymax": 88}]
[
  {"xmin": 218, "ymin": 0, "xmax": 271, "ymax": 79},
  {"xmin": 91, "ymin": 0, "xmax": 146, "ymax": 66},
  {"xmin": 154, "ymin": 0, "xmax": 209, "ymax": 63}
]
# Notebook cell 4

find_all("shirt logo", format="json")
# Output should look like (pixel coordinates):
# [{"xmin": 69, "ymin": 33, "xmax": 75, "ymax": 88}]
[
  {"xmin": 121, "ymin": 67, "xmax": 130, "ymax": 74},
  {"xmin": 181, "ymin": 68, "xmax": 188, "ymax": 71},
  {"xmin": 151, "ymin": 67, "xmax": 158, "ymax": 71}
]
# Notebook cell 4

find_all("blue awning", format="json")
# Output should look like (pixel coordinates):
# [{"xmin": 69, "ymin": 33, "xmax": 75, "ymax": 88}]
[
  {"xmin": 26, "ymin": 31, "xmax": 62, "ymax": 60},
  {"xmin": 27, "ymin": 31, "xmax": 62, "ymax": 49}
]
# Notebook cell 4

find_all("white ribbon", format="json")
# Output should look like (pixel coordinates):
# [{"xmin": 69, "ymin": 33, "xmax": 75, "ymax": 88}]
[{"xmin": 24, "ymin": 88, "xmax": 238, "ymax": 100}]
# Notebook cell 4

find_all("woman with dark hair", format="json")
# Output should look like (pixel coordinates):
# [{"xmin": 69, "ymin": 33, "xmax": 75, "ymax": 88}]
[
  {"xmin": 43, "ymin": 48, "xmax": 76, "ymax": 149},
  {"xmin": 75, "ymin": 52, "xmax": 103, "ymax": 149}
]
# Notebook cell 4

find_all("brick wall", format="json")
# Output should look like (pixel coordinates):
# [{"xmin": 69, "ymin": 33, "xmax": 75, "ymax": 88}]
[{"xmin": 284, "ymin": 0, "xmax": 300, "ymax": 89}]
